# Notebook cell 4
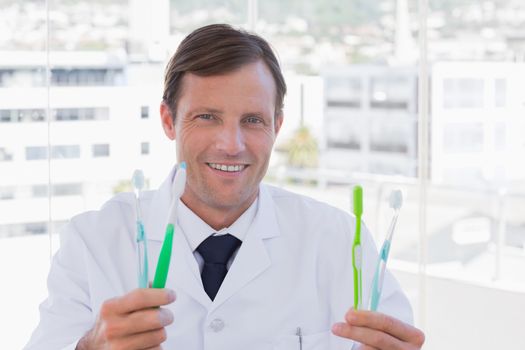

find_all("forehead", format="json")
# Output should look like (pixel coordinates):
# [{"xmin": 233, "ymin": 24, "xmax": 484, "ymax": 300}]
[{"xmin": 177, "ymin": 60, "xmax": 277, "ymax": 113}]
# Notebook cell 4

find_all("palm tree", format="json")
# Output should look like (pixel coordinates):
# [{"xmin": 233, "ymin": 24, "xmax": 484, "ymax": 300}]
[{"xmin": 285, "ymin": 126, "xmax": 319, "ymax": 169}]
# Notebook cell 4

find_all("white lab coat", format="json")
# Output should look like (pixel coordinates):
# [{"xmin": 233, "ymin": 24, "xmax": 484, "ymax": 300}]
[{"xmin": 26, "ymin": 168, "xmax": 413, "ymax": 350}]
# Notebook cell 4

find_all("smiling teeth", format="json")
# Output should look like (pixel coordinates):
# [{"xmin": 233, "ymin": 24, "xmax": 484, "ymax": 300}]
[{"xmin": 208, "ymin": 163, "xmax": 246, "ymax": 172}]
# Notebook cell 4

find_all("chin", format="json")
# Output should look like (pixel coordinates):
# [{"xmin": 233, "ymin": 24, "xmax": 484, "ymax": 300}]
[{"xmin": 210, "ymin": 192, "xmax": 254, "ymax": 209}]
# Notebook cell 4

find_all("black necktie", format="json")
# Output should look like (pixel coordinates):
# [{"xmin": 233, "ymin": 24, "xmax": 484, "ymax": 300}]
[{"xmin": 196, "ymin": 234, "xmax": 241, "ymax": 301}]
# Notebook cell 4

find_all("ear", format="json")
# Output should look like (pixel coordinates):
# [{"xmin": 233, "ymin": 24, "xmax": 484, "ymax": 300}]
[
  {"xmin": 160, "ymin": 102, "xmax": 176, "ymax": 140},
  {"xmin": 274, "ymin": 111, "xmax": 284, "ymax": 136}
]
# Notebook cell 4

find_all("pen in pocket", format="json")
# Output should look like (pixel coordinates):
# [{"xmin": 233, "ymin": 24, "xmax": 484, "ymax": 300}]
[{"xmin": 296, "ymin": 327, "xmax": 303, "ymax": 350}]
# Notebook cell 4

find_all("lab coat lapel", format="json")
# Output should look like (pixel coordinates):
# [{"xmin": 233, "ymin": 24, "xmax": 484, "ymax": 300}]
[
  {"xmin": 144, "ymin": 167, "xmax": 173, "ymax": 244},
  {"xmin": 210, "ymin": 185, "xmax": 280, "ymax": 312},
  {"xmin": 169, "ymin": 223, "xmax": 211, "ymax": 307},
  {"xmin": 144, "ymin": 167, "xmax": 210, "ymax": 308}
]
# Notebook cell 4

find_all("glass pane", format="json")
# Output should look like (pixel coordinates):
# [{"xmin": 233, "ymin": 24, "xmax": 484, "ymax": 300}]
[
  {"xmin": 0, "ymin": 1, "xmax": 49, "ymax": 348},
  {"xmin": 47, "ymin": 0, "xmax": 174, "ymax": 242},
  {"xmin": 426, "ymin": 0, "xmax": 525, "ymax": 349},
  {"xmin": 259, "ymin": 0, "xmax": 422, "ymax": 318},
  {"xmin": 1, "ymin": 0, "xmax": 174, "ymax": 348},
  {"xmin": 170, "ymin": 0, "xmax": 248, "ymax": 32}
]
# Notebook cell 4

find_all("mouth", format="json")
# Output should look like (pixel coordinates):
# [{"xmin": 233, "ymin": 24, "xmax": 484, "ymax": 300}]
[{"xmin": 206, "ymin": 162, "xmax": 248, "ymax": 173}]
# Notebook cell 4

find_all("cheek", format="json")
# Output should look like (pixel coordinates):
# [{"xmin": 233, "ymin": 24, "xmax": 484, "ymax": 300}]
[
  {"xmin": 177, "ymin": 125, "xmax": 203, "ymax": 149},
  {"xmin": 247, "ymin": 136, "xmax": 275, "ymax": 161}
]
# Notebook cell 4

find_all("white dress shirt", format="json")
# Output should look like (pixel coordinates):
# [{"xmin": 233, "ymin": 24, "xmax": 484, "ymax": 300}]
[{"xmin": 178, "ymin": 197, "xmax": 258, "ymax": 272}]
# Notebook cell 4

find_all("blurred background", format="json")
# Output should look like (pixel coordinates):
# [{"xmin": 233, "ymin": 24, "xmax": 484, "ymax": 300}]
[{"xmin": 1, "ymin": 0, "xmax": 524, "ymax": 348}]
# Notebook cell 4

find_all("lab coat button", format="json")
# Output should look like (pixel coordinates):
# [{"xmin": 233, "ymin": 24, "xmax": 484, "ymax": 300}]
[{"xmin": 209, "ymin": 318, "xmax": 225, "ymax": 332}]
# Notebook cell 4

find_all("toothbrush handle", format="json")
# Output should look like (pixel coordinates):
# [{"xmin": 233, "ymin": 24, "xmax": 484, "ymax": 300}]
[
  {"xmin": 369, "ymin": 258, "xmax": 386, "ymax": 311},
  {"xmin": 369, "ymin": 241, "xmax": 391, "ymax": 311},
  {"xmin": 352, "ymin": 244, "xmax": 362, "ymax": 310},
  {"xmin": 137, "ymin": 221, "xmax": 149, "ymax": 288},
  {"xmin": 152, "ymin": 224, "xmax": 174, "ymax": 289}
]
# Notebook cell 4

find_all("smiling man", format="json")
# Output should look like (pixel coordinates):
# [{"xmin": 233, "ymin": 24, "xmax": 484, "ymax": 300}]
[
  {"xmin": 161, "ymin": 59, "xmax": 281, "ymax": 230},
  {"xmin": 26, "ymin": 24, "xmax": 424, "ymax": 350}
]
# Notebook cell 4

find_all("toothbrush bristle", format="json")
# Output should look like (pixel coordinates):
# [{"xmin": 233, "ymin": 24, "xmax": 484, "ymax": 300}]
[
  {"xmin": 389, "ymin": 189, "xmax": 403, "ymax": 210},
  {"xmin": 353, "ymin": 185, "xmax": 363, "ymax": 216},
  {"xmin": 132, "ymin": 169, "xmax": 145, "ymax": 191},
  {"xmin": 171, "ymin": 163, "xmax": 187, "ymax": 199}
]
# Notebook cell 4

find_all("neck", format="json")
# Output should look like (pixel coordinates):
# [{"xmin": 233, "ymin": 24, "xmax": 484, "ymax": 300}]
[{"xmin": 181, "ymin": 194, "xmax": 257, "ymax": 231}]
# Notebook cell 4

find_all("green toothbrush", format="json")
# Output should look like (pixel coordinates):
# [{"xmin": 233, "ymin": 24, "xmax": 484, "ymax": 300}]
[
  {"xmin": 152, "ymin": 162, "xmax": 187, "ymax": 289},
  {"xmin": 352, "ymin": 185, "xmax": 363, "ymax": 310}
]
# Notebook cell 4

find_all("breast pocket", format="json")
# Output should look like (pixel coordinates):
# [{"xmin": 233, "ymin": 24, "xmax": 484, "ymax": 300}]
[{"xmin": 273, "ymin": 331, "xmax": 331, "ymax": 350}]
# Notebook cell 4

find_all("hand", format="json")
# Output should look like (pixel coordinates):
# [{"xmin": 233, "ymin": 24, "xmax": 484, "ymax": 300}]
[
  {"xmin": 331, "ymin": 309, "xmax": 425, "ymax": 350},
  {"xmin": 76, "ymin": 288, "xmax": 176, "ymax": 350}
]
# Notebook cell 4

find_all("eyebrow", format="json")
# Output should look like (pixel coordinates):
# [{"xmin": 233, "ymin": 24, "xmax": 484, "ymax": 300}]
[
  {"xmin": 186, "ymin": 107, "xmax": 270, "ymax": 119},
  {"xmin": 186, "ymin": 107, "xmax": 224, "ymax": 116}
]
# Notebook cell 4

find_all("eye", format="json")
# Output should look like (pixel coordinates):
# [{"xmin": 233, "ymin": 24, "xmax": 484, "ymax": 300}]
[
  {"xmin": 244, "ymin": 116, "xmax": 263, "ymax": 124},
  {"xmin": 197, "ymin": 113, "xmax": 214, "ymax": 120}
]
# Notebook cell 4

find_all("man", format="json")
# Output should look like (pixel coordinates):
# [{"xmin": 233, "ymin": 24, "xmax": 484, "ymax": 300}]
[{"xmin": 26, "ymin": 24, "xmax": 424, "ymax": 349}]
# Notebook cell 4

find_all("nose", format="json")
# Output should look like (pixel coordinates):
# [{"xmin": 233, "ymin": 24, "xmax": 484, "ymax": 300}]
[{"xmin": 215, "ymin": 122, "xmax": 246, "ymax": 156}]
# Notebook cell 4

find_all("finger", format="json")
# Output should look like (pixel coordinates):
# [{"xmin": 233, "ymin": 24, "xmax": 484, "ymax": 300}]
[
  {"xmin": 114, "ymin": 288, "xmax": 176, "ymax": 314},
  {"xmin": 345, "ymin": 309, "xmax": 422, "ymax": 344},
  {"xmin": 114, "ymin": 327, "xmax": 167, "ymax": 350},
  {"xmin": 356, "ymin": 345, "xmax": 379, "ymax": 350},
  {"xmin": 115, "ymin": 307, "xmax": 174, "ymax": 336},
  {"xmin": 332, "ymin": 322, "xmax": 405, "ymax": 350}
]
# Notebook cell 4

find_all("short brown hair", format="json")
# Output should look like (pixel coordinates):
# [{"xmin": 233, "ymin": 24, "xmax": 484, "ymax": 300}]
[{"xmin": 162, "ymin": 24, "xmax": 286, "ymax": 119}]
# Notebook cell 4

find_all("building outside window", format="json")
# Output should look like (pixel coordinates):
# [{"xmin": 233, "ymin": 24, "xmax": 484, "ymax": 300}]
[
  {"xmin": 1, "ymin": 1, "xmax": 524, "ymax": 349},
  {"xmin": 92, "ymin": 144, "xmax": 110, "ymax": 157}
]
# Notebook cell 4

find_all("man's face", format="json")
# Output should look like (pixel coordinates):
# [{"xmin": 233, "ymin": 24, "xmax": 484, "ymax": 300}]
[{"xmin": 161, "ymin": 60, "xmax": 283, "ymax": 219}]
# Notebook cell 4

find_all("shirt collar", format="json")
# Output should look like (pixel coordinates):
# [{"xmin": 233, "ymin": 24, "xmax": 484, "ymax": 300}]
[{"xmin": 178, "ymin": 196, "xmax": 259, "ymax": 252}]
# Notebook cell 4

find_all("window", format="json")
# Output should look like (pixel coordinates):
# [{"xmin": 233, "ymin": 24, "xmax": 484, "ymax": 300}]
[
  {"xmin": 494, "ymin": 123, "xmax": 506, "ymax": 151},
  {"xmin": 443, "ymin": 78, "xmax": 484, "ymax": 109},
  {"xmin": 25, "ymin": 146, "xmax": 48, "ymax": 161},
  {"xmin": 53, "ymin": 183, "xmax": 83, "ymax": 196},
  {"xmin": 32, "ymin": 183, "xmax": 83, "ymax": 198},
  {"xmin": 31, "ymin": 185, "xmax": 48, "ymax": 198},
  {"xmin": 92, "ymin": 144, "xmax": 110, "ymax": 157},
  {"xmin": 369, "ymin": 76, "xmax": 413, "ymax": 110},
  {"xmin": 54, "ymin": 108, "xmax": 109, "ymax": 121},
  {"xmin": 141, "ymin": 142, "xmax": 150, "ymax": 155},
  {"xmin": 494, "ymin": 79, "xmax": 507, "ymax": 108},
  {"xmin": 325, "ymin": 77, "xmax": 362, "ymax": 108},
  {"xmin": 0, "ymin": 110, "xmax": 12, "ymax": 122},
  {"xmin": 370, "ymin": 120, "xmax": 410, "ymax": 154},
  {"xmin": 51, "ymin": 145, "xmax": 81, "ymax": 159},
  {"xmin": 443, "ymin": 123, "xmax": 484, "ymax": 154},
  {"xmin": 1, "ymin": 108, "xmax": 109, "ymax": 122},
  {"xmin": 0, "ymin": 109, "xmax": 46, "ymax": 123},
  {"xmin": 24, "ymin": 222, "xmax": 47, "ymax": 235},
  {"xmin": 26, "ymin": 145, "xmax": 81, "ymax": 160},
  {"xmin": 0, "ymin": 147, "xmax": 14, "ymax": 161},
  {"xmin": 0, "ymin": 187, "xmax": 15, "ymax": 200},
  {"xmin": 141, "ymin": 106, "xmax": 149, "ymax": 119},
  {"xmin": 0, "ymin": 221, "xmax": 67, "ymax": 238},
  {"xmin": 51, "ymin": 68, "xmax": 124, "ymax": 86},
  {"xmin": 17, "ymin": 109, "xmax": 45, "ymax": 122},
  {"xmin": 55, "ymin": 108, "xmax": 79, "ymax": 121},
  {"xmin": 326, "ymin": 119, "xmax": 361, "ymax": 149}
]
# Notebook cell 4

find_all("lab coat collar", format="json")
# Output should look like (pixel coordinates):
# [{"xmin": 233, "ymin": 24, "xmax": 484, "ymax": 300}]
[
  {"xmin": 178, "ymin": 195, "xmax": 258, "ymax": 251},
  {"xmin": 144, "ymin": 166, "xmax": 174, "ymax": 243},
  {"xmin": 209, "ymin": 184, "xmax": 278, "ymax": 312},
  {"xmin": 144, "ymin": 166, "xmax": 280, "ymax": 310},
  {"xmin": 144, "ymin": 166, "xmax": 209, "ymax": 305}
]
